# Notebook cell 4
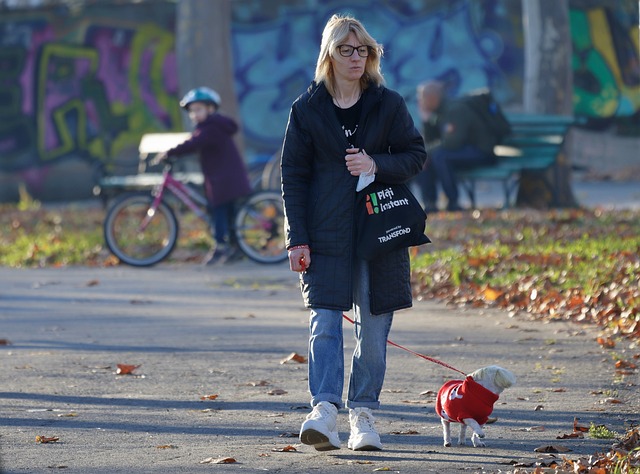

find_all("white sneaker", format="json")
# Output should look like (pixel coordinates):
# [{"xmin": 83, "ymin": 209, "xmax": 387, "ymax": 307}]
[
  {"xmin": 348, "ymin": 407, "xmax": 382, "ymax": 451},
  {"xmin": 299, "ymin": 402, "xmax": 340, "ymax": 451}
]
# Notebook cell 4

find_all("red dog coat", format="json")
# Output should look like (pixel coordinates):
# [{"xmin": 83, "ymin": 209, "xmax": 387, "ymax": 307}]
[{"xmin": 436, "ymin": 376, "xmax": 499, "ymax": 424}]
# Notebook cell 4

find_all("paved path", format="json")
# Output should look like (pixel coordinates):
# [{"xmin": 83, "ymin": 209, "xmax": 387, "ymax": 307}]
[{"xmin": 0, "ymin": 262, "xmax": 638, "ymax": 473}]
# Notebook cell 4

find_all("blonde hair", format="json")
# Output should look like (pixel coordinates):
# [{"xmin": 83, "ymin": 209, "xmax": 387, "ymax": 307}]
[{"xmin": 314, "ymin": 14, "xmax": 385, "ymax": 97}]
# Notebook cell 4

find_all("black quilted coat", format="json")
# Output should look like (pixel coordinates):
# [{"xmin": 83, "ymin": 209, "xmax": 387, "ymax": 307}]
[{"xmin": 281, "ymin": 81, "xmax": 427, "ymax": 315}]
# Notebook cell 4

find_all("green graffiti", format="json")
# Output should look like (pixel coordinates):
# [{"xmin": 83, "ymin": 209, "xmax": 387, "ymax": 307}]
[{"xmin": 570, "ymin": 8, "xmax": 640, "ymax": 118}]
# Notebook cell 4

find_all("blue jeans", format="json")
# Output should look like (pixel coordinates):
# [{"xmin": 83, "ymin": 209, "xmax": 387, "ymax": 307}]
[
  {"xmin": 209, "ymin": 202, "xmax": 233, "ymax": 245},
  {"xmin": 419, "ymin": 145, "xmax": 495, "ymax": 207},
  {"xmin": 307, "ymin": 259, "xmax": 393, "ymax": 410}
]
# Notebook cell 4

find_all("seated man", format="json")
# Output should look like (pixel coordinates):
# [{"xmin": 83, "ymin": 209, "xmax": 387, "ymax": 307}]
[{"xmin": 415, "ymin": 81, "xmax": 498, "ymax": 212}]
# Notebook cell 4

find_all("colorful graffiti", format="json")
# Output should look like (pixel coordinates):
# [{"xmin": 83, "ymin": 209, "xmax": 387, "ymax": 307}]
[
  {"xmin": 571, "ymin": 6, "xmax": 640, "ymax": 118},
  {"xmin": 0, "ymin": 0, "xmax": 637, "ymax": 202},
  {"xmin": 231, "ymin": 0, "xmax": 522, "ymax": 156},
  {"xmin": 0, "ymin": 3, "xmax": 180, "ymax": 200}
]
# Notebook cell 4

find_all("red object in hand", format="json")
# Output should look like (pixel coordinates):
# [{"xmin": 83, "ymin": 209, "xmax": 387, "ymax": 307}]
[{"xmin": 299, "ymin": 256, "xmax": 306, "ymax": 271}]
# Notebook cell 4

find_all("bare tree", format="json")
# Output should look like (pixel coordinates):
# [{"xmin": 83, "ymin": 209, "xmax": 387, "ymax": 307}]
[
  {"xmin": 518, "ymin": 0, "xmax": 578, "ymax": 208},
  {"xmin": 175, "ymin": 0, "xmax": 244, "ymax": 153}
]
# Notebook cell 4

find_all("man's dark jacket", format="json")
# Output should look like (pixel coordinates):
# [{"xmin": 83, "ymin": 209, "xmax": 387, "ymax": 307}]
[
  {"xmin": 281, "ymin": 81, "xmax": 427, "ymax": 315},
  {"xmin": 424, "ymin": 97, "xmax": 497, "ymax": 155}
]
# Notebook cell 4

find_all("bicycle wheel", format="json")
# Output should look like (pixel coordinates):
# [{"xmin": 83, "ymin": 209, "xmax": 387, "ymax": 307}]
[
  {"xmin": 234, "ymin": 191, "xmax": 287, "ymax": 264},
  {"xmin": 103, "ymin": 192, "xmax": 179, "ymax": 266}
]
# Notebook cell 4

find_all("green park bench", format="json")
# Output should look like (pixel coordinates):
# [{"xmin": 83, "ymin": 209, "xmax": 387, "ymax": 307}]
[
  {"xmin": 457, "ymin": 113, "xmax": 577, "ymax": 208},
  {"xmin": 94, "ymin": 132, "xmax": 202, "ymax": 203}
]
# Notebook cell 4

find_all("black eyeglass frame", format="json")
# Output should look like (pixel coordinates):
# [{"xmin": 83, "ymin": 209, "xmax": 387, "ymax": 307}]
[{"xmin": 336, "ymin": 44, "xmax": 370, "ymax": 58}]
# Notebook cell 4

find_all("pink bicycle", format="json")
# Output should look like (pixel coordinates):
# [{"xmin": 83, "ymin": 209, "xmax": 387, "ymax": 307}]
[{"xmin": 103, "ymin": 160, "xmax": 287, "ymax": 266}]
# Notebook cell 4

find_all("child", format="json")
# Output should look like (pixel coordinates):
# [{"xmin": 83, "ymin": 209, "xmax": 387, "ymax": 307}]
[{"xmin": 156, "ymin": 87, "xmax": 252, "ymax": 265}]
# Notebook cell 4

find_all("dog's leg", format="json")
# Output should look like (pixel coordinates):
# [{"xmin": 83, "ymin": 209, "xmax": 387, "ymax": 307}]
[
  {"xmin": 441, "ymin": 419, "xmax": 452, "ymax": 447},
  {"xmin": 463, "ymin": 418, "xmax": 486, "ymax": 447},
  {"xmin": 458, "ymin": 423, "xmax": 467, "ymax": 446}
]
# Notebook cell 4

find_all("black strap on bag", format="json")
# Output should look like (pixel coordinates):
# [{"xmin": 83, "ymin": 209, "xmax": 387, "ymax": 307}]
[{"xmin": 355, "ymin": 181, "xmax": 430, "ymax": 260}]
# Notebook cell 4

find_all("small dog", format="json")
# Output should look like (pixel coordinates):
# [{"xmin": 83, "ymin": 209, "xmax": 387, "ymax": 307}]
[{"xmin": 435, "ymin": 365, "xmax": 516, "ymax": 447}]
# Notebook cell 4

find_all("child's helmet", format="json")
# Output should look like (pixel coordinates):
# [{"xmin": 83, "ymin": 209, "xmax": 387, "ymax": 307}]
[{"xmin": 180, "ymin": 87, "xmax": 221, "ymax": 109}]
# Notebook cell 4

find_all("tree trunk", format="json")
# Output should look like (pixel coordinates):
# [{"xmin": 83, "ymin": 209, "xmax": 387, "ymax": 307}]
[
  {"xmin": 175, "ymin": 0, "xmax": 244, "ymax": 169},
  {"xmin": 518, "ymin": 0, "xmax": 578, "ymax": 208}
]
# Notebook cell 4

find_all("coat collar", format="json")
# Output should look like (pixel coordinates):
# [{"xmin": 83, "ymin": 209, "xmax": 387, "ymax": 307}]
[{"xmin": 306, "ymin": 80, "xmax": 384, "ymax": 118}]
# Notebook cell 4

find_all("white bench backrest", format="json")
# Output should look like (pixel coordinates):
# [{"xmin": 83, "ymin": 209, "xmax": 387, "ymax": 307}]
[{"xmin": 138, "ymin": 133, "xmax": 191, "ymax": 154}]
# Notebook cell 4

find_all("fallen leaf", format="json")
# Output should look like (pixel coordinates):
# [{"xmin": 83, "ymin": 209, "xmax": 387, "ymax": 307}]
[
  {"xmin": 0, "ymin": 339, "xmax": 11, "ymax": 345},
  {"xmin": 35, "ymin": 435, "xmax": 60, "ymax": 444},
  {"xmin": 85, "ymin": 279, "xmax": 99, "ymax": 287},
  {"xmin": 573, "ymin": 417, "xmax": 589, "ymax": 432},
  {"xmin": 116, "ymin": 364, "xmax": 140, "ymax": 375},
  {"xmin": 599, "ymin": 397, "xmax": 623, "ymax": 404},
  {"xmin": 596, "ymin": 336, "xmax": 615, "ymax": 348},
  {"xmin": 200, "ymin": 457, "xmax": 236, "ymax": 464},
  {"xmin": 267, "ymin": 388, "xmax": 287, "ymax": 396},
  {"xmin": 483, "ymin": 287, "xmax": 503, "ymax": 301},
  {"xmin": 156, "ymin": 445, "xmax": 177, "ymax": 449},
  {"xmin": 534, "ymin": 445, "xmax": 571, "ymax": 453},
  {"xmin": 280, "ymin": 352, "xmax": 307, "ymax": 364},
  {"xmin": 556, "ymin": 432, "xmax": 584, "ymax": 439},
  {"xmin": 511, "ymin": 425, "xmax": 545, "ymax": 432},
  {"xmin": 200, "ymin": 394, "xmax": 219, "ymax": 401},
  {"xmin": 615, "ymin": 359, "xmax": 637, "ymax": 369},
  {"xmin": 390, "ymin": 430, "xmax": 419, "ymax": 435},
  {"xmin": 272, "ymin": 445, "xmax": 297, "ymax": 452}
]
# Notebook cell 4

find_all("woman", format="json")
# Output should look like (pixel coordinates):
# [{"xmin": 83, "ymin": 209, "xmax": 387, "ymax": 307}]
[{"xmin": 281, "ymin": 14, "xmax": 426, "ymax": 452}]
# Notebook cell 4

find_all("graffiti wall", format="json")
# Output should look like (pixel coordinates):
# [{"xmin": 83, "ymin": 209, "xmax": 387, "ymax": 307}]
[
  {"xmin": 231, "ymin": 0, "xmax": 524, "ymax": 157},
  {"xmin": 0, "ymin": 0, "xmax": 637, "ymax": 202},
  {"xmin": 0, "ymin": 2, "xmax": 180, "ymax": 201}
]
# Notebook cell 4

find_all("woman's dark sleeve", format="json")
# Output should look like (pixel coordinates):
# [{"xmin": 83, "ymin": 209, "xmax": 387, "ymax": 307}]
[{"xmin": 281, "ymin": 102, "xmax": 314, "ymax": 249}]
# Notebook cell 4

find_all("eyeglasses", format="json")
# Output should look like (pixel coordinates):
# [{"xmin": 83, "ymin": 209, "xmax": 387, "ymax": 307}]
[{"xmin": 337, "ymin": 44, "xmax": 369, "ymax": 58}]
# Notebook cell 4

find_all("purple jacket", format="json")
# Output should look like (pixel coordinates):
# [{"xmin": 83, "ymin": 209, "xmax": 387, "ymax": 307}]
[{"xmin": 167, "ymin": 113, "xmax": 252, "ymax": 206}]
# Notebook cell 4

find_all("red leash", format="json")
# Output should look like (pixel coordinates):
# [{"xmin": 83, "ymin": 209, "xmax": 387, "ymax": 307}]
[{"xmin": 342, "ymin": 314, "xmax": 467, "ymax": 377}]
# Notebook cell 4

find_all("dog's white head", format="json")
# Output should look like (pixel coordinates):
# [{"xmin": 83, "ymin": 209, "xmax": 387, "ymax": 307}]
[{"xmin": 468, "ymin": 365, "xmax": 516, "ymax": 395}]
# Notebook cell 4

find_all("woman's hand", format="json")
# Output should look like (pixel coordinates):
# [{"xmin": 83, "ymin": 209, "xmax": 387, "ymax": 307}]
[
  {"xmin": 288, "ymin": 246, "xmax": 311, "ymax": 273},
  {"xmin": 345, "ymin": 148, "xmax": 376, "ymax": 176}
]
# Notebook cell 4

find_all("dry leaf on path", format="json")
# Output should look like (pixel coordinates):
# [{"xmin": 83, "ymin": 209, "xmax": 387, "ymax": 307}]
[
  {"xmin": 35, "ymin": 435, "xmax": 59, "ymax": 444},
  {"xmin": 573, "ymin": 417, "xmax": 589, "ymax": 432},
  {"xmin": 200, "ymin": 456, "xmax": 236, "ymax": 464},
  {"xmin": 280, "ymin": 352, "xmax": 307, "ymax": 364},
  {"xmin": 116, "ymin": 364, "xmax": 140, "ymax": 375},
  {"xmin": 272, "ymin": 445, "xmax": 297, "ymax": 452},
  {"xmin": 0, "ymin": 339, "xmax": 11, "ymax": 345},
  {"xmin": 200, "ymin": 394, "xmax": 219, "ymax": 401},
  {"xmin": 534, "ymin": 445, "xmax": 571, "ymax": 453},
  {"xmin": 557, "ymin": 432, "xmax": 584, "ymax": 439},
  {"xmin": 267, "ymin": 388, "xmax": 287, "ymax": 396},
  {"xmin": 156, "ymin": 445, "xmax": 177, "ymax": 449}
]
